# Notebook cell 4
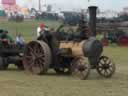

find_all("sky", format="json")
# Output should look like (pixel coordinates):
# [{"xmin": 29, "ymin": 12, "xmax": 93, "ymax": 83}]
[{"xmin": 1, "ymin": 0, "xmax": 128, "ymax": 12}]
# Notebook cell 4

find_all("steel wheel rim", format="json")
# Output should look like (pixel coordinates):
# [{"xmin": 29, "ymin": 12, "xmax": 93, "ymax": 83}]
[
  {"xmin": 97, "ymin": 56, "xmax": 115, "ymax": 78},
  {"xmin": 23, "ymin": 41, "xmax": 46, "ymax": 74},
  {"xmin": 71, "ymin": 57, "xmax": 90, "ymax": 80}
]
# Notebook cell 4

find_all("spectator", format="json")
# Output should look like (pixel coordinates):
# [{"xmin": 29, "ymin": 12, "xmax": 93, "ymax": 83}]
[
  {"xmin": 0, "ymin": 30, "xmax": 14, "ymax": 45},
  {"xmin": 16, "ymin": 34, "xmax": 25, "ymax": 48}
]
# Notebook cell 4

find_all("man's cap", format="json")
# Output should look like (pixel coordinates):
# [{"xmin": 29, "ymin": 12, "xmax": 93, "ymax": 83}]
[{"xmin": 40, "ymin": 22, "xmax": 45, "ymax": 29}]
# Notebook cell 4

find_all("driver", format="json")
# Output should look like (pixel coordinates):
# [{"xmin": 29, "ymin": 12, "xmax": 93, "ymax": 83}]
[
  {"xmin": 38, "ymin": 27, "xmax": 60, "ymax": 68},
  {"xmin": 0, "ymin": 30, "xmax": 14, "ymax": 45},
  {"xmin": 76, "ymin": 13, "xmax": 90, "ymax": 40}
]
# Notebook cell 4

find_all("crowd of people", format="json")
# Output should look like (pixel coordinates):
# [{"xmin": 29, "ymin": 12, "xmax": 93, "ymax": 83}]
[{"xmin": 0, "ymin": 29, "xmax": 25, "ymax": 48}]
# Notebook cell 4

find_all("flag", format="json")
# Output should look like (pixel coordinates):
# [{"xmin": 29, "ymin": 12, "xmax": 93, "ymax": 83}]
[{"xmin": 2, "ymin": 0, "xmax": 16, "ymax": 5}]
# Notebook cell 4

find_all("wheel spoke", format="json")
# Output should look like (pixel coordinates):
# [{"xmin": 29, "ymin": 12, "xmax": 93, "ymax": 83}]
[
  {"xmin": 31, "ymin": 59, "xmax": 43, "ymax": 74},
  {"xmin": 106, "ymin": 59, "xmax": 111, "ymax": 65},
  {"xmin": 100, "ymin": 59, "xmax": 104, "ymax": 64},
  {"xmin": 25, "ymin": 60, "xmax": 35, "ymax": 72},
  {"xmin": 103, "ymin": 57, "xmax": 108, "ymax": 63},
  {"xmin": 98, "ymin": 67, "xmax": 104, "ymax": 71},
  {"xmin": 99, "ymin": 62, "xmax": 104, "ymax": 66},
  {"xmin": 104, "ymin": 69, "xmax": 109, "ymax": 76},
  {"xmin": 108, "ymin": 68, "xmax": 113, "ymax": 73},
  {"xmin": 38, "ymin": 54, "xmax": 45, "ymax": 58},
  {"xmin": 35, "ymin": 45, "xmax": 42, "ymax": 54},
  {"xmin": 101, "ymin": 69, "xmax": 105, "ymax": 74},
  {"xmin": 33, "ymin": 43, "xmax": 39, "ymax": 50},
  {"xmin": 28, "ymin": 46, "xmax": 34, "ymax": 53}
]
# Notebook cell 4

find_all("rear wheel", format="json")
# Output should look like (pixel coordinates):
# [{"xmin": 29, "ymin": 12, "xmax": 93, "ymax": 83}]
[
  {"xmin": 71, "ymin": 56, "xmax": 90, "ymax": 80},
  {"xmin": 23, "ymin": 40, "xmax": 52, "ymax": 75}
]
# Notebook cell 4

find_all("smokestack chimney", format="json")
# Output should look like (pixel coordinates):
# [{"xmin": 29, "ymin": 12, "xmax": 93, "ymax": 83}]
[
  {"xmin": 88, "ymin": 6, "xmax": 97, "ymax": 37},
  {"xmin": 39, "ymin": 0, "xmax": 41, "ymax": 11}
]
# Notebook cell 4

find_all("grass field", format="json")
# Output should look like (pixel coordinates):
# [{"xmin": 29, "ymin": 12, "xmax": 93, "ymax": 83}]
[{"xmin": 0, "ymin": 20, "xmax": 128, "ymax": 96}]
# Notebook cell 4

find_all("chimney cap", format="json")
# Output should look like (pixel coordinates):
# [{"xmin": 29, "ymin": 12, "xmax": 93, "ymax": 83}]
[{"xmin": 88, "ymin": 6, "xmax": 98, "ymax": 9}]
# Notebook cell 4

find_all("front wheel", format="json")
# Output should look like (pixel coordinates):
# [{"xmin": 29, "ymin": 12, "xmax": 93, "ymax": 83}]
[{"xmin": 96, "ymin": 56, "xmax": 116, "ymax": 78}]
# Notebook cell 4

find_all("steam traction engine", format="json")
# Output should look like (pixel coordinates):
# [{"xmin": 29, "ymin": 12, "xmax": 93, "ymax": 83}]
[
  {"xmin": 0, "ymin": 42, "xmax": 24, "ymax": 70},
  {"xmin": 23, "ymin": 6, "xmax": 115, "ymax": 80}
]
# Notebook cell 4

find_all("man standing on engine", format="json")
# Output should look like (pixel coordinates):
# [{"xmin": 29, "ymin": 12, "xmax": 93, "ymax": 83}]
[
  {"xmin": 37, "ymin": 22, "xmax": 46, "ymax": 37},
  {"xmin": 77, "ymin": 12, "xmax": 90, "ymax": 40},
  {"xmin": 37, "ymin": 26, "xmax": 60, "ymax": 68}
]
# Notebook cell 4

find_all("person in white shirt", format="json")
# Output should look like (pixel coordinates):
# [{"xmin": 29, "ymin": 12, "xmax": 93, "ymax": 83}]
[
  {"xmin": 37, "ymin": 26, "xmax": 41, "ymax": 37},
  {"xmin": 36, "ymin": 22, "xmax": 45, "ymax": 37},
  {"xmin": 16, "ymin": 34, "xmax": 25, "ymax": 48}
]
